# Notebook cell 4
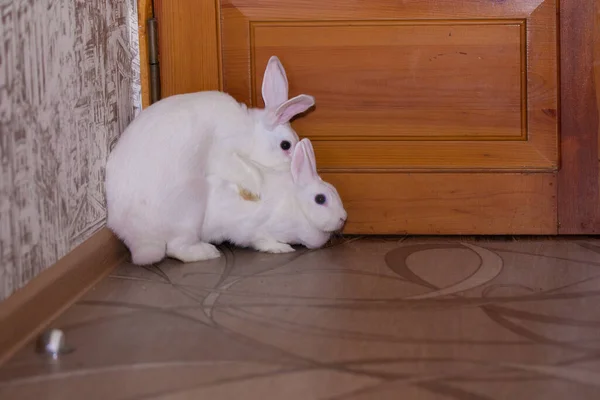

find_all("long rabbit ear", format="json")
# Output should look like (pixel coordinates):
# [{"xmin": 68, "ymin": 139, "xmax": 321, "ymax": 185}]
[
  {"xmin": 301, "ymin": 137, "xmax": 318, "ymax": 174},
  {"xmin": 291, "ymin": 139, "xmax": 318, "ymax": 186},
  {"xmin": 262, "ymin": 56, "xmax": 289, "ymax": 110}
]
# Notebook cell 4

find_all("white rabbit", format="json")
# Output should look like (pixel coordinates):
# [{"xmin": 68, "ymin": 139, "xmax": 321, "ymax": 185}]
[
  {"xmin": 201, "ymin": 138, "xmax": 348, "ymax": 253},
  {"xmin": 105, "ymin": 56, "xmax": 315, "ymax": 265}
]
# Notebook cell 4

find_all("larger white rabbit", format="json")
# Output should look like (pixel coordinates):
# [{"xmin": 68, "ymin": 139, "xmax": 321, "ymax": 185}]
[
  {"xmin": 201, "ymin": 138, "xmax": 347, "ymax": 253},
  {"xmin": 105, "ymin": 56, "xmax": 315, "ymax": 265}
]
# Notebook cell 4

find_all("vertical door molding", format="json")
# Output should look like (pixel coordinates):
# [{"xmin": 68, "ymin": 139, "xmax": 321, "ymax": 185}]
[
  {"xmin": 558, "ymin": 0, "xmax": 600, "ymax": 233},
  {"xmin": 154, "ymin": 0, "xmax": 222, "ymax": 97}
]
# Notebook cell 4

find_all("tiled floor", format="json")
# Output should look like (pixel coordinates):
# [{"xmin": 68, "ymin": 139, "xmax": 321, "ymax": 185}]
[{"xmin": 2, "ymin": 237, "xmax": 600, "ymax": 399}]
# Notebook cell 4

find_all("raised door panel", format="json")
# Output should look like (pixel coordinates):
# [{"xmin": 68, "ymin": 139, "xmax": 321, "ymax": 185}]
[
  {"xmin": 219, "ymin": 0, "xmax": 558, "ymax": 234},
  {"xmin": 253, "ymin": 21, "xmax": 526, "ymax": 141},
  {"xmin": 222, "ymin": 0, "xmax": 557, "ymax": 171}
]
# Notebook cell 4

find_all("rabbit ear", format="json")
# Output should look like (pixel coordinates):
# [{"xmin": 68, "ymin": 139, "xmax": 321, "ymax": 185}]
[
  {"xmin": 291, "ymin": 139, "xmax": 318, "ymax": 186},
  {"xmin": 262, "ymin": 56, "xmax": 289, "ymax": 110},
  {"xmin": 270, "ymin": 94, "xmax": 315, "ymax": 126},
  {"xmin": 301, "ymin": 137, "xmax": 318, "ymax": 172}
]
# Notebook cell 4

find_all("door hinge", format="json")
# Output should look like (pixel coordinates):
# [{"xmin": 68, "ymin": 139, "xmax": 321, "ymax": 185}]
[{"xmin": 147, "ymin": 17, "xmax": 161, "ymax": 104}]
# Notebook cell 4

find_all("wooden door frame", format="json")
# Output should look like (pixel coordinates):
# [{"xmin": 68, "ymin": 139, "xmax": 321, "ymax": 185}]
[
  {"xmin": 153, "ymin": 0, "xmax": 223, "ymax": 95},
  {"xmin": 558, "ymin": 0, "xmax": 600, "ymax": 233},
  {"xmin": 153, "ymin": 0, "xmax": 600, "ymax": 234},
  {"xmin": 138, "ymin": 0, "xmax": 155, "ymax": 108}
]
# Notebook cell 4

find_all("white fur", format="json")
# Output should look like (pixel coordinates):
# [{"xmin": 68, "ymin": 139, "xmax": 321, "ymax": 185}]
[
  {"xmin": 105, "ymin": 56, "xmax": 315, "ymax": 265},
  {"xmin": 201, "ymin": 139, "xmax": 348, "ymax": 253}
]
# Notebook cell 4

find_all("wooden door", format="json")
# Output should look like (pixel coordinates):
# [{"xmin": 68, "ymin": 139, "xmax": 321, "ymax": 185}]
[{"xmin": 154, "ymin": 0, "xmax": 600, "ymax": 235}]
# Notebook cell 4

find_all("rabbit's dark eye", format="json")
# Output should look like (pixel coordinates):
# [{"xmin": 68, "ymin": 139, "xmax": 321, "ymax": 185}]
[
  {"xmin": 315, "ymin": 194, "xmax": 326, "ymax": 205},
  {"xmin": 280, "ymin": 140, "xmax": 291, "ymax": 151}
]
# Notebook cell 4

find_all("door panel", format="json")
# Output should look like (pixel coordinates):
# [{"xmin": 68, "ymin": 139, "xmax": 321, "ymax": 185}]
[
  {"xmin": 253, "ymin": 21, "xmax": 526, "ymax": 141},
  {"xmin": 244, "ymin": 18, "xmax": 557, "ymax": 171},
  {"xmin": 327, "ymin": 173, "xmax": 556, "ymax": 234},
  {"xmin": 219, "ymin": 0, "xmax": 558, "ymax": 233}
]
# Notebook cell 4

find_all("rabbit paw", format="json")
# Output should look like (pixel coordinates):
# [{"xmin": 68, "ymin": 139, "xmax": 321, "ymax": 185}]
[
  {"xmin": 253, "ymin": 239, "xmax": 295, "ymax": 254},
  {"xmin": 130, "ymin": 241, "xmax": 166, "ymax": 265},
  {"xmin": 167, "ymin": 239, "xmax": 221, "ymax": 262}
]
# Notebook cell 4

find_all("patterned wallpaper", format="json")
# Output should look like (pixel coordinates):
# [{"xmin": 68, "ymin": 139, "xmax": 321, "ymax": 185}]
[{"xmin": 0, "ymin": 0, "xmax": 142, "ymax": 300}]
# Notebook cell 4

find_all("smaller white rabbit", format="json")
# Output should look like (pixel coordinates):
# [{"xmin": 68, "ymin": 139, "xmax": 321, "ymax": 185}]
[
  {"xmin": 201, "ymin": 138, "xmax": 348, "ymax": 253},
  {"xmin": 106, "ymin": 56, "xmax": 315, "ymax": 265}
]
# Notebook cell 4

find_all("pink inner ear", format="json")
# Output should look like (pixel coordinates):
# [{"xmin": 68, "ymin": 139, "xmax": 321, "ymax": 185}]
[
  {"xmin": 292, "ymin": 142, "xmax": 319, "ymax": 186},
  {"xmin": 291, "ymin": 142, "xmax": 306, "ymax": 184},
  {"xmin": 274, "ymin": 95, "xmax": 315, "ymax": 125},
  {"xmin": 262, "ymin": 57, "xmax": 289, "ymax": 109},
  {"xmin": 302, "ymin": 139, "xmax": 318, "ymax": 177},
  {"xmin": 298, "ymin": 139, "xmax": 318, "ymax": 179}
]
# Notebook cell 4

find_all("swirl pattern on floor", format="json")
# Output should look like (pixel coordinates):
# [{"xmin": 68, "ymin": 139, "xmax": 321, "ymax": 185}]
[{"xmin": 1, "ymin": 237, "xmax": 600, "ymax": 399}]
